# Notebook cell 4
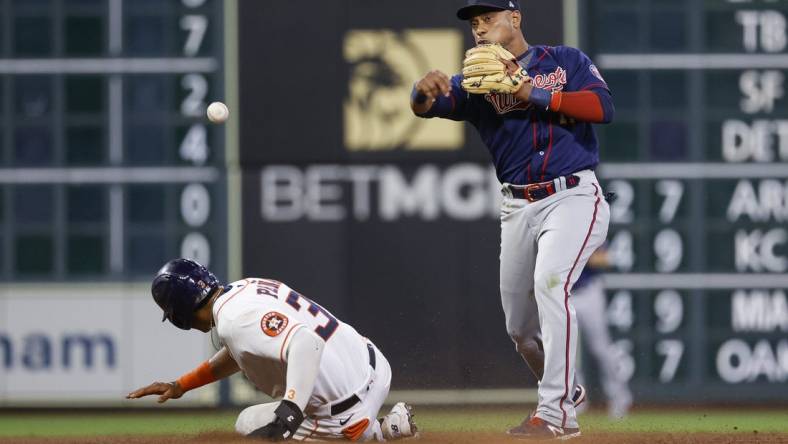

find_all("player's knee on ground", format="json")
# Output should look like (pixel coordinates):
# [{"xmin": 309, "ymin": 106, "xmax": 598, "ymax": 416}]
[{"xmin": 235, "ymin": 404, "xmax": 277, "ymax": 436}]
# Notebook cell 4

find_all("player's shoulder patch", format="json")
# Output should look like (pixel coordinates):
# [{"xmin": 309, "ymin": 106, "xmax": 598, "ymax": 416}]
[
  {"xmin": 589, "ymin": 64, "xmax": 606, "ymax": 83},
  {"xmin": 261, "ymin": 311, "xmax": 289, "ymax": 337}
]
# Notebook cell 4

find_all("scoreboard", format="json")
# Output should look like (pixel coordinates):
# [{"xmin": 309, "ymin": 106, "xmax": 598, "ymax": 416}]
[
  {"xmin": 0, "ymin": 0, "xmax": 226, "ymax": 281},
  {"xmin": 582, "ymin": 0, "xmax": 788, "ymax": 400}
]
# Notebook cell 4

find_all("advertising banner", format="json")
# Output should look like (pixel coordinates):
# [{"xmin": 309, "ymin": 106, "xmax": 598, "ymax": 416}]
[{"xmin": 0, "ymin": 285, "xmax": 215, "ymax": 405}]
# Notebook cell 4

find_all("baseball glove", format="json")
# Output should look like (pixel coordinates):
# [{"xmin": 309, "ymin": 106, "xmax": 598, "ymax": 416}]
[{"xmin": 461, "ymin": 44, "xmax": 531, "ymax": 95}]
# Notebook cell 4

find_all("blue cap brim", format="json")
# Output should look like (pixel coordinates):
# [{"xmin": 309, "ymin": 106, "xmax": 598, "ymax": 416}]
[{"xmin": 457, "ymin": 3, "xmax": 509, "ymax": 20}]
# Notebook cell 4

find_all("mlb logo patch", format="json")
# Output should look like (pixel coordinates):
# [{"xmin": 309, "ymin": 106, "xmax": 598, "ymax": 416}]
[
  {"xmin": 589, "ymin": 64, "xmax": 606, "ymax": 83},
  {"xmin": 261, "ymin": 311, "xmax": 289, "ymax": 337}
]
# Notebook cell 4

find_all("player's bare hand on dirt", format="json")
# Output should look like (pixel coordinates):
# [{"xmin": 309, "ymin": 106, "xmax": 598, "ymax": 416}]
[
  {"xmin": 415, "ymin": 70, "xmax": 452, "ymax": 99},
  {"xmin": 126, "ymin": 381, "xmax": 184, "ymax": 403}
]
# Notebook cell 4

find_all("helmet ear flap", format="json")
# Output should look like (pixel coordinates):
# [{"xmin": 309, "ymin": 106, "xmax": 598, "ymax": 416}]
[{"xmin": 167, "ymin": 307, "xmax": 193, "ymax": 330}]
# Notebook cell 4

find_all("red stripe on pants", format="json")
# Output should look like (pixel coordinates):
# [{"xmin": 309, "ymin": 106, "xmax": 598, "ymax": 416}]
[{"xmin": 559, "ymin": 183, "xmax": 601, "ymax": 427}]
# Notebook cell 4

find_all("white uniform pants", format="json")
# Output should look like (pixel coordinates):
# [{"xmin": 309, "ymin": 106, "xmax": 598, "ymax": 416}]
[
  {"xmin": 500, "ymin": 170, "xmax": 610, "ymax": 429},
  {"xmin": 235, "ymin": 344, "xmax": 392, "ymax": 442}
]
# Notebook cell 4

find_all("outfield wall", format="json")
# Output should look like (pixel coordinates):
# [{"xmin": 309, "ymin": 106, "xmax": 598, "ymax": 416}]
[{"xmin": 0, "ymin": 284, "xmax": 216, "ymax": 407}]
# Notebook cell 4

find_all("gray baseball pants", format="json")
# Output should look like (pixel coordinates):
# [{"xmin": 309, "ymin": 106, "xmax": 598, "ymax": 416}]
[{"xmin": 500, "ymin": 169, "xmax": 610, "ymax": 429}]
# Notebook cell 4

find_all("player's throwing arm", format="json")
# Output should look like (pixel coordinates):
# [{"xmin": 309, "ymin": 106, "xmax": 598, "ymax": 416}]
[{"xmin": 411, "ymin": 70, "xmax": 452, "ymax": 114}]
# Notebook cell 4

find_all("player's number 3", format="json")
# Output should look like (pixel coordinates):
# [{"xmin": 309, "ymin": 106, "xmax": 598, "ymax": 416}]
[{"xmin": 285, "ymin": 291, "xmax": 339, "ymax": 341}]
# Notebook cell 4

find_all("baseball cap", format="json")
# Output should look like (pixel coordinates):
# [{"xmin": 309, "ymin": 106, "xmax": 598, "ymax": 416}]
[{"xmin": 456, "ymin": 0, "xmax": 520, "ymax": 20}]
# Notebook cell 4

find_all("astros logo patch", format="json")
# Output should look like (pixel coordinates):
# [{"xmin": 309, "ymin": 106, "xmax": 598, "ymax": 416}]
[{"xmin": 261, "ymin": 312, "xmax": 289, "ymax": 337}]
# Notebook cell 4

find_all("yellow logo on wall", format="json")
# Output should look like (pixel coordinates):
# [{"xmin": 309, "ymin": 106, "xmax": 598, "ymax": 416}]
[{"xmin": 344, "ymin": 29, "xmax": 463, "ymax": 151}]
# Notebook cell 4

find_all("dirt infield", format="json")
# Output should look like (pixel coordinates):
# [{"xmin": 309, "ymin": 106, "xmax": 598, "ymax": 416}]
[{"xmin": 2, "ymin": 431, "xmax": 786, "ymax": 444}]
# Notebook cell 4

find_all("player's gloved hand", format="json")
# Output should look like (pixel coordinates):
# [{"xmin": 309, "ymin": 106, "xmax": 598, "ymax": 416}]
[
  {"xmin": 461, "ymin": 44, "xmax": 531, "ymax": 95},
  {"xmin": 249, "ymin": 400, "xmax": 304, "ymax": 441},
  {"xmin": 126, "ymin": 381, "xmax": 185, "ymax": 403}
]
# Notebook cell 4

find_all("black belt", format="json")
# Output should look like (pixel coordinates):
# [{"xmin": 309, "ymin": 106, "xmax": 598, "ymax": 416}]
[
  {"xmin": 330, "ymin": 343, "xmax": 377, "ymax": 416},
  {"xmin": 505, "ymin": 174, "xmax": 581, "ymax": 202}
]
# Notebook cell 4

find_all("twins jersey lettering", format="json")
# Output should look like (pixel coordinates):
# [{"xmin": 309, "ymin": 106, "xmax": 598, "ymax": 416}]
[
  {"xmin": 420, "ymin": 45, "xmax": 610, "ymax": 185},
  {"xmin": 213, "ymin": 279, "xmax": 372, "ymax": 415}
]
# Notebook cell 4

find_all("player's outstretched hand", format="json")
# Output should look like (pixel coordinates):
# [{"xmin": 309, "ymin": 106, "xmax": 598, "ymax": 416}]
[
  {"xmin": 126, "ymin": 381, "xmax": 185, "ymax": 403},
  {"xmin": 415, "ymin": 70, "xmax": 452, "ymax": 100}
]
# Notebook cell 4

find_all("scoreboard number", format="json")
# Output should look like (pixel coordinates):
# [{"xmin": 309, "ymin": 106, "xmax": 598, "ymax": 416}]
[
  {"xmin": 653, "ymin": 229, "xmax": 683, "ymax": 273},
  {"xmin": 607, "ymin": 290, "xmax": 634, "ymax": 332},
  {"xmin": 655, "ymin": 180, "xmax": 683, "ymax": 224},
  {"xmin": 608, "ymin": 180, "xmax": 635, "ymax": 224},
  {"xmin": 181, "ymin": 74, "xmax": 209, "ymax": 117},
  {"xmin": 180, "ymin": 124, "xmax": 209, "ymax": 165},
  {"xmin": 178, "ymin": 0, "xmax": 219, "ymax": 268},
  {"xmin": 654, "ymin": 290, "xmax": 683, "ymax": 334},
  {"xmin": 656, "ymin": 339, "xmax": 684, "ymax": 383}
]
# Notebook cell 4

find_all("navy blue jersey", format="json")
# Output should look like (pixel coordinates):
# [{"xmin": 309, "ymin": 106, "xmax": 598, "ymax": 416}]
[{"xmin": 418, "ymin": 45, "xmax": 612, "ymax": 185}]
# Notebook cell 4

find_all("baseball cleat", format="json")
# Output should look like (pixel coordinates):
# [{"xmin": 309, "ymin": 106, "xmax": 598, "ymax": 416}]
[
  {"xmin": 507, "ymin": 416, "xmax": 581, "ymax": 441},
  {"xmin": 572, "ymin": 384, "xmax": 587, "ymax": 408},
  {"xmin": 381, "ymin": 402, "xmax": 419, "ymax": 440}
]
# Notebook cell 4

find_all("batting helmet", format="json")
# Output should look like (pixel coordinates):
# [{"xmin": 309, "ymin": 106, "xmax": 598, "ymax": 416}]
[{"xmin": 151, "ymin": 258, "xmax": 223, "ymax": 330}]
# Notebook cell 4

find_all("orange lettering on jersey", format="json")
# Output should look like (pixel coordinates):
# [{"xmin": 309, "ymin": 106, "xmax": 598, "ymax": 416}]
[
  {"xmin": 261, "ymin": 311, "xmax": 289, "ymax": 337},
  {"xmin": 287, "ymin": 389, "xmax": 296, "ymax": 400}
]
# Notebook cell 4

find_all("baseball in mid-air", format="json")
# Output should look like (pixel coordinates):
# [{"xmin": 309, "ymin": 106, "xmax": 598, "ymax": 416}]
[{"xmin": 207, "ymin": 101, "xmax": 229, "ymax": 123}]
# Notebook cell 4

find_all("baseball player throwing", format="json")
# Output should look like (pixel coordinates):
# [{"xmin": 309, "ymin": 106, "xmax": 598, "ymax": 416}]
[
  {"xmin": 411, "ymin": 0, "xmax": 613, "ymax": 439},
  {"xmin": 127, "ymin": 258, "xmax": 417, "ymax": 442}
]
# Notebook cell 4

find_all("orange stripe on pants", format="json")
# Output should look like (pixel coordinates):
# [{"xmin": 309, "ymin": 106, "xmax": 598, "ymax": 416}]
[{"xmin": 342, "ymin": 418, "xmax": 371, "ymax": 441}]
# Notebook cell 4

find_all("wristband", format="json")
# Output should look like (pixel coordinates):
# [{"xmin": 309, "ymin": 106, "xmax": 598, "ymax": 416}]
[
  {"xmin": 528, "ymin": 87, "xmax": 552, "ymax": 109},
  {"xmin": 274, "ymin": 400, "xmax": 304, "ymax": 434},
  {"xmin": 248, "ymin": 400, "xmax": 305, "ymax": 440},
  {"xmin": 410, "ymin": 85, "xmax": 429, "ymax": 104},
  {"xmin": 176, "ymin": 361, "xmax": 217, "ymax": 392},
  {"xmin": 549, "ymin": 91, "xmax": 563, "ymax": 111}
]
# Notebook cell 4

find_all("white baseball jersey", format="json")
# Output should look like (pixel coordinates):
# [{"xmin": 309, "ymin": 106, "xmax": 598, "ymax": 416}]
[{"xmin": 212, "ymin": 278, "xmax": 372, "ymax": 415}]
